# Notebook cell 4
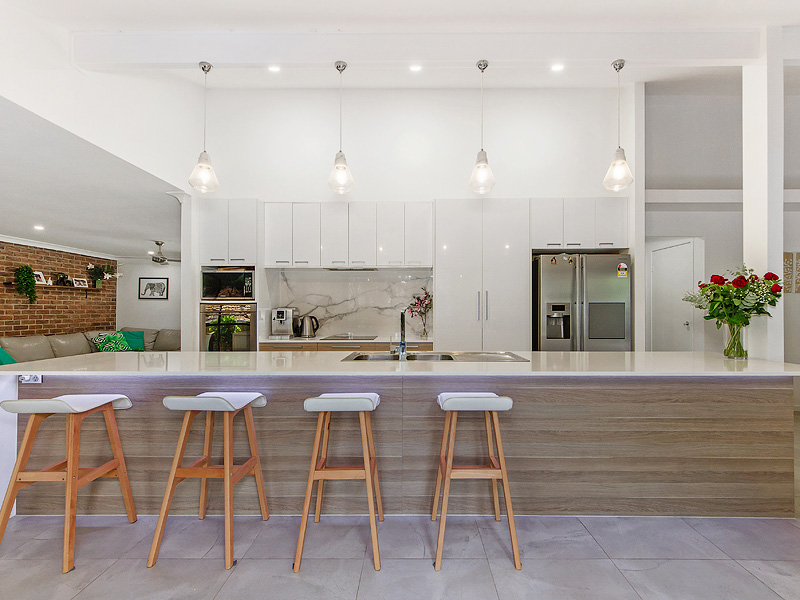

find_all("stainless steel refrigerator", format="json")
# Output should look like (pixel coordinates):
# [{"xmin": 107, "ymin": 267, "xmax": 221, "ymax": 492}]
[{"xmin": 533, "ymin": 254, "xmax": 631, "ymax": 351}]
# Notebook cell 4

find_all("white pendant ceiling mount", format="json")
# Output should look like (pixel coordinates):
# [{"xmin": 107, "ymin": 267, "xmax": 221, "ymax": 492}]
[
  {"xmin": 189, "ymin": 61, "xmax": 220, "ymax": 193},
  {"xmin": 468, "ymin": 59, "xmax": 496, "ymax": 195},
  {"xmin": 602, "ymin": 58, "xmax": 634, "ymax": 192},
  {"xmin": 328, "ymin": 60, "xmax": 355, "ymax": 195}
]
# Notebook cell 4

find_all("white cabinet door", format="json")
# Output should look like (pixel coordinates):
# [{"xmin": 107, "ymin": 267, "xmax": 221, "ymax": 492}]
[
  {"xmin": 434, "ymin": 199, "xmax": 483, "ymax": 351},
  {"xmin": 376, "ymin": 203, "xmax": 405, "ymax": 266},
  {"xmin": 530, "ymin": 198, "xmax": 564, "ymax": 249},
  {"xmin": 482, "ymin": 199, "xmax": 531, "ymax": 351},
  {"xmin": 292, "ymin": 203, "xmax": 320, "ymax": 267},
  {"xmin": 404, "ymin": 202, "xmax": 433, "ymax": 266},
  {"xmin": 227, "ymin": 199, "xmax": 257, "ymax": 265},
  {"xmin": 320, "ymin": 203, "xmax": 349, "ymax": 267},
  {"xmin": 348, "ymin": 202, "xmax": 377, "ymax": 266},
  {"xmin": 264, "ymin": 203, "xmax": 293, "ymax": 267},
  {"xmin": 198, "ymin": 199, "xmax": 230, "ymax": 265},
  {"xmin": 563, "ymin": 198, "xmax": 596, "ymax": 249},
  {"xmin": 595, "ymin": 197, "xmax": 629, "ymax": 249}
]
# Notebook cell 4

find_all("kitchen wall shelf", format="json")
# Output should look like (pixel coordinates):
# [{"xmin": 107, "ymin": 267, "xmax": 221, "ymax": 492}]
[{"xmin": 4, "ymin": 281, "xmax": 102, "ymax": 299}]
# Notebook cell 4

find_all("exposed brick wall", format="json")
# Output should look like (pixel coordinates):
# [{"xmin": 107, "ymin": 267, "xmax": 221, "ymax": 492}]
[{"xmin": 0, "ymin": 241, "xmax": 117, "ymax": 337}]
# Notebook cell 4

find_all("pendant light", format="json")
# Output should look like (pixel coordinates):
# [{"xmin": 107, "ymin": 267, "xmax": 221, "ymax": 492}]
[
  {"xmin": 189, "ymin": 61, "xmax": 220, "ymax": 193},
  {"xmin": 602, "ymin": 59, "xmax": 633, "ymax": 192},
  {"xmin": 468, "ymin": 60, "xmax": 496, "ymax": 195},
  {"xmin": 328, "ymin": 61, "xmax": 355, "ymax": 194}
]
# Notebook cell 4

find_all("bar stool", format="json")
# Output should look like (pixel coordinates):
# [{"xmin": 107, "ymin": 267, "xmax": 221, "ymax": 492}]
[
  {"xmin": 431, "ymin": 392, "xmax": 520, "ymax": 571},
  {"xmin": 0, "ymin": 394, "xmax": 137, "ymax": 573},
  {"xmin": 294, "ymin": 393, "xmax": 383, "ymax": 572},
  {"xmin": 148, "ymin": 392, "xmax": 269, "ymax": 570}
]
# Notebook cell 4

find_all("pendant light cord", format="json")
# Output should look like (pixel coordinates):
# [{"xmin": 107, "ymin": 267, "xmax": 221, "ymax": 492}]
[
  {"xmin": 203, "ymin": 68, "xmax": 208, "ymax": 152},
  {"xmin": 480, "ymin": 69, "xmax": 485, "ymax": 151},
  {"xmin": 616, "ymin": 67, "xmax": 621, "ymax": 149},
  {"xmin": 339, "ymin": 69, "xmax": 343, "ymax": 152}
]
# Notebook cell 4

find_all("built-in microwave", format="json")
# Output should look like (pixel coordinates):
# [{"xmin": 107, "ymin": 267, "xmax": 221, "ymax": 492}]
[{"xmin": 201, "ymin": 269, "xmax": 255, "ymax": 301}]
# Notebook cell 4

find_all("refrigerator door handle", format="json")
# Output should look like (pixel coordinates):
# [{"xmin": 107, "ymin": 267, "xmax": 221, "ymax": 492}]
[
  {"xmin": 485, "ymin": 290, "xmax": 489, "ymax": 320},
  {"xmin": 581, "ymin": 255, "xmax": 589, "ymax": 351},
  {"xmin": 573, "ymin": 257, "xmax": 581, "ymax": 351},
  {"xmin": 477, "ymin": 291, "xmax": 481, "ymax": 321}
]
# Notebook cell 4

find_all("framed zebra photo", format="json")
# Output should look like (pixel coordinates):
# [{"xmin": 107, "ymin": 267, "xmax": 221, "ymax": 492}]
[{"xmin": 138, "ymin": 277, "xmax": 169, "ymax": 300}]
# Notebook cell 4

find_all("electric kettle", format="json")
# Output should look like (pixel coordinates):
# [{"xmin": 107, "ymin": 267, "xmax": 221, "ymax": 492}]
[{"xmin": 299, "ymin": 315, "xmax": 320, "ymax": 338}]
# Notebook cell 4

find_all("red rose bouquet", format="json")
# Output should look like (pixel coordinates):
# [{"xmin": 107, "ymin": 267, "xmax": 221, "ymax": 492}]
[
  {"xmin": 683, "ymin": 266, "xmax": 782, "ymax": 359},
  {"xmin": 406, "ymin": 287, "xmax": 433, "ymax": 338}
]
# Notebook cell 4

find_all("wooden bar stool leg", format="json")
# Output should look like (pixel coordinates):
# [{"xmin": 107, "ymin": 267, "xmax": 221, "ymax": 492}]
[
  {"xmin": 484, "ymin": 411, "xmax": 501, "ymax": 521},
  {"xmin": 199, "ymin": 411, "xmax": 215, "ymax": 520},
  {"xmin": 148, "ymin": 410, "xmax": 198, "ymax": 568},
  {"xmin": 359, "ymin": 411, "xmax": 380, "ymax": 571},
  {"xmin": 63, "ymin": 413, "xmax": 82, "ymax": 573},
  {"xmin": 0, "ymin": 413, "xmax": 47, "ymax": 545},
  {"xmin": 223, "ymin": 411, "xmax": 235, "ymax": 569},
  {"xmin": 431, "ymin": 411, "xmax": 451, "ymax": 521},
  {"xmin": 434, "ymin": 411, "xmax": 458, "ymax": 571},
  {"xmin": 294, "ymin": 412, "xmax": 325, "ymax": 573},
  {"xmin": 244, "ymin": 405, "xmax": 269, "ymax": 520},
  {"xmin": 365, "ymin": 411, "xmax": 383, "ymax": 521},
  {"xmin": 102, "ymin": 405, "xmax": 137, "ymax": 524},
  {"xmin": 492, "ymin": 411, "xmax": 521, "ymax": 570},
  {"xmin": 314, "ymin": 412, "xmax": 331, "ymax": 523}
]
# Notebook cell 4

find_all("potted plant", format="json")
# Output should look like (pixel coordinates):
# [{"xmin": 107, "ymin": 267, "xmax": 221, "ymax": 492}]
[
  {"xmin": 406, "ymin": 287, "xmax": 433, "ymax": 338},
  {"xmin": 14, "ymin": 265, "xmax": 37, "ymax": 304},
  {"xmin": 87, "ymin": 263, "xmax": 117, "ymax": 289},
  {"xmin": 683, "ymin": 266, "xmax": 782, "ymax": 359}
]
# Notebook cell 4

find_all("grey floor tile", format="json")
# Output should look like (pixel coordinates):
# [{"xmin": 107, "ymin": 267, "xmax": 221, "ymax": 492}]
[
  {"xmin": 738, "ymin": 561, "xmax": 800, "ymax": 600},
  {"xmin": 245, "ymin": 515, "xmax": 368, "ymax": 559},
  {"xmin": 615, "ymin": 559, "xmax": 783, "ymax": 600},
  {"xmin": 216, "ymin": 558, "xmax": 363, "ymax": 600},
  {"xmin": 371, "ymin": 516, "xmax": 484, "ymax": 559},
  {"xmin": 124, "ymin": 515, "xmax": 264, "ymax": 561},
  {"xmin": 0, "ymin": 515, "xmax": 63, "ymax": 558},
  {"xmin": 0, "ymin": 556, "xmax": 116, "ymax": 600},
  {"xmin": 684, "ymin": 518, "xmax": 800, "ymax": 560},
  {"xmin": 490, "ymin": 558, "xmax": 640, "ymax": 600},
  {"xmin": 480, "ymin": 516, "xmax": 606, "ymax": 560},
  {"xmin": 580, "ymin": 516, "xmax": 727, "ymax": 559},
  {"xmin": 357, "ymin": 558, "xmax": 499, "ymax": 600},
  {"xmin": 73, "ymin": 558, "xmax": 231, "ymax": 600}
]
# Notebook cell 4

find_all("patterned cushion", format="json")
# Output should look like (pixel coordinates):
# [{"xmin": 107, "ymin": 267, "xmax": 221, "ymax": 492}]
[{"xmin": 91, "ymin": 332, "xmax": 132, "ymax": 352}]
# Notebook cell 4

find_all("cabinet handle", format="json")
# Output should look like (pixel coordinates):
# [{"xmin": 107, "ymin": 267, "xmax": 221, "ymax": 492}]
[
  {"xmin": 351, "ymin": 260, "xmax": 366, "ymax": 264},
  {"xmin": 209, "ymin": 258, "xmax": 225, "ymax": 261},
  {"xmin": 230, "ymin": 258, "xmax": 245, "ymax": 261},
  {"xmin": 336, "ymin": 345, "xmax": 363, "ymax": 349},
  {"xmin": 546, "ymin": 243, "xmax": 561, "ymax": 247},
  {"xmin": 330, "ymin": 260, "xmax": 347, "ymax": 264},
  {"xmin": 485, "ymin": 290, "xmax": 489, "ymax": 320},
  {"xmin": 407, "ymin": 260, "xmax": 422, "ymax": 265},
  {"xmin": 388, "ymin": 260, "xmax": 403, "ymax": 264},
  {"xmin": 598, "ymin": 242, "xmax": 614, "ymax": 246},
  {"xmin": 295, "ymin": 260, "xmax": 309, "ymax": 264},
  {"xmin": 275, "ymin": 260, "xmax": 291, "ymax": 264},
  {"xmin": 566, "ymin": 243, "xmax": 581, "ymax": 246},
  {"xmin": 477, "ymin": 291, "xmax": 481, "ymax": 321}
]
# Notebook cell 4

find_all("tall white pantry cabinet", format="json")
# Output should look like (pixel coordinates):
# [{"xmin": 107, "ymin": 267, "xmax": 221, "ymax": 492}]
[{"xmin": 434, "ymin": 198, "xmax": 531, "ymax": 351}]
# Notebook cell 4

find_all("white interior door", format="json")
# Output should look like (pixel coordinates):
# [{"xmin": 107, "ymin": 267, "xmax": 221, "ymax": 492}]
[{"xmin": 650, "ymin": 241, "xmax": 697, "ymax": 351}]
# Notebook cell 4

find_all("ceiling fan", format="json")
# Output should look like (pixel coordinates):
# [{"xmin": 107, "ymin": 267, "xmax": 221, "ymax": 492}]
[{"xmin": 151, "ymin": 241, "xmax": 170, "ymax": 265}]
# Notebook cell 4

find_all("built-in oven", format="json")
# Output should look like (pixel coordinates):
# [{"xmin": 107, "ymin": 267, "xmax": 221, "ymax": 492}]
[
  {"xmin": 200, "ymin": 302, "xmax": 258, "ymax": 351},
  {"xmin": 201, "ymin": 269, "xmax": 255, "ymax": 301}
]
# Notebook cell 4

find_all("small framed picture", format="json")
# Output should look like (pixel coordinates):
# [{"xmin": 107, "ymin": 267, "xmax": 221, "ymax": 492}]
[
  {"xmin": 73, "ymin": 277, "xmax": 89, "ymax": 288},
  {"xmin": 33, "ymin": 271, "xmax": 46, "ymax": 285},
  {"xmin": 139, "ymin": 277, "xmax": 169, "ymax": 300}
]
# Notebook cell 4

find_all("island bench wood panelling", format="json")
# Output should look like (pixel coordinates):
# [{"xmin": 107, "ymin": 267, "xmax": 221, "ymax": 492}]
[{"xmin": 1, "ymin": 351, "xmax": 796, "ymax": 517}]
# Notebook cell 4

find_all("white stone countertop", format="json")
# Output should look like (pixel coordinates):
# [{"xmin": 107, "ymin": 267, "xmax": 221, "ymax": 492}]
[
  {"xmin": 260, "ymin": 336, "xmax": 432, "ymax": 344},
  {"xmin": 1, "ymin": 351, "xmax": 799, "ymax": 377}
]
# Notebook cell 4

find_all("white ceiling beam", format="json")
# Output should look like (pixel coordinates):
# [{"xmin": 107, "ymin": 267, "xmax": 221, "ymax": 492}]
[{"xmin": 72, "ymin": 30, "xmax": 760, "ymax": 70}]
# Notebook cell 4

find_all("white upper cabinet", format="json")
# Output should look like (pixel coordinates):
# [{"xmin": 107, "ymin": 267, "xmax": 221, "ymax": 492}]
[
  {"xmin": 404, "ymin": 202, "xmax": 433, "ymax": 267},
  {"xmin": 198, "ymin": 199, "xmax": 230, "ymax": 265},
  {"xmin": 530, "ymin": 198, "xmax": 564, "ymax": 250},
  {"xmin": 227, "ymin": 199, "xmax": 257, "ymax": 265},
  {"xmin": 376, "ymin": 203, "xmax": 405, "ymax": 266},
  {"xmin": 264, "ymin": 202, "xmax": 293, "ymax": 267},
  {"xmin": 594, "ymin": 196, "xmax": 629, "ymax": 249},
  {"xmin": 291, "ymin": 203, "xmax": 321, "ymax": 267},
  {"xmin": 348, "ymin": 202, "xmax": 377, "ymax": 266},
  {"xmin": 320, "ymin": 203, "xmax": 349, "ymax": 267},
  {"xmin": 563, "ymin": 198, "xmax": 596, "ymax": 249}
]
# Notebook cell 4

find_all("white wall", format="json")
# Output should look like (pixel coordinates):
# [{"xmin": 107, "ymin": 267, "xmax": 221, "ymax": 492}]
[{"xmin": 116, "ymin": 259, "xmax": 181, "ymax": 330}]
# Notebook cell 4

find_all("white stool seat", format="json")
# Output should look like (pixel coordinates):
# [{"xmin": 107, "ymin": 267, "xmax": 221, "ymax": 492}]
[
  {"xmin": 163, "ymin": 391, "xmax": 266, "ymax": 412},
  {"xmin": 303, "ymin": 393, "xmax": 380, "ymax": 412},
  {"xmin": 0, "ymin": 394, "xmax": 132, "ymax": 414},
  {"xmin": 437, "ymin": 392, "xmax": 513, "ymax": 412}
]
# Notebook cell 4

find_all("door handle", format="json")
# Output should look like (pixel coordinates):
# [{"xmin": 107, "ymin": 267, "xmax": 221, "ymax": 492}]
[
  {"xmin": 477, "ymin": 291, "xmax": 481, "ymax": 321},
  {"xmin": 684, "ymin": 321, "xmax": 690, "ymax": 328},
  {"xmin": 485, "ymin": 290, "xmax": 489, "ymax": 320}
]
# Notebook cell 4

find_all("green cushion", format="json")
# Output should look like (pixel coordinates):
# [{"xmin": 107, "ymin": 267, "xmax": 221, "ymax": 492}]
[
  {"xmin": 0, "ymin": 347, "xmax": 17, "ymax": 364},
  {"xmin": 119, "ymin": 330, "xmax": 145, "ymax": 351},
  {"xmin": 91, "ymin": 332, "xmax": 132, "ymax": 353}
]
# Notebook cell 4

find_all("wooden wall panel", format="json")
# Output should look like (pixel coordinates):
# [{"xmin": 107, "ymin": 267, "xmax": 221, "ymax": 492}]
[{"xmin": 14, "ymin": 373, "xmax": 795, "ymax": 517}]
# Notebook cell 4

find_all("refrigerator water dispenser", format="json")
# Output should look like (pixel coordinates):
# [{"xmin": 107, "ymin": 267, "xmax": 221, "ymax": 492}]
[{"xmin": 545, "ymin": 303, "xmax": 571, "ymax": 339}]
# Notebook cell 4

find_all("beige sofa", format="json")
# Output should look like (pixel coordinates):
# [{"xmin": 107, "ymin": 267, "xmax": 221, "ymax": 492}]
[{"xmin": 0, "ymin": 327, "xmax": 181, "ymax": 363}]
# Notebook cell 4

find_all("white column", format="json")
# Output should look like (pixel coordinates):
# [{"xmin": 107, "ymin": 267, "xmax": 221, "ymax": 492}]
[
  {"xmin": 0, "ymin": 375, "xmax": 18, "ymax": 517},
  {"xmin": 742, "ymin": 27, "xmax": 784, "ymax": 361},
  {"xmin": 172, "ymin": 192, "xmax": 200, "ymax": 352},
  {"xmin": 631, "ymin": 82, "xmax": 647, "ymax": 351}
]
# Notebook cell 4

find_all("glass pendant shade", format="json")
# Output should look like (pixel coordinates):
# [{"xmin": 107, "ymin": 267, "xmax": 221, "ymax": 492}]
[
  {"xmin": 328, "ymin": 151, "xmax": 355, "ymax": 194},
  {"xmin": 468, "ymin": 150, "xmax": 496, "ymax": 194},
  {"xmin": 602, "ymin": 147, "xmax": 633, "ymax": 192},
  {"xmin": 189, "ymin": 151, "xmax": 220, "ymax": 193}
]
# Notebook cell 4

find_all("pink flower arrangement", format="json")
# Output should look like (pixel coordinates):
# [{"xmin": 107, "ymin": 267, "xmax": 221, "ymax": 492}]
[{"xmin": 406, "ymin": 287, "xmax": 432, "ymax": 337}]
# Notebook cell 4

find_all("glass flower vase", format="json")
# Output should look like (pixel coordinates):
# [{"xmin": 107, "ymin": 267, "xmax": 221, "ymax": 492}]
[{"xmin": 723, "ymin": 323, "xmax": 747, "ymax": 359}]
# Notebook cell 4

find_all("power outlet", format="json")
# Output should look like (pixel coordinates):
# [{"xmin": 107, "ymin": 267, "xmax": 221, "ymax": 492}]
[{"xmin": 18, "ymin": 374, "xmax": 42, "ymax": 384}]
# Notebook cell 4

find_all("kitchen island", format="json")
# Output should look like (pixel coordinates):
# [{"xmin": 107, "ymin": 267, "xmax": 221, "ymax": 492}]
[{"xmin": 1, "ymin": 351, "xmax": 797, "ymax": 518}]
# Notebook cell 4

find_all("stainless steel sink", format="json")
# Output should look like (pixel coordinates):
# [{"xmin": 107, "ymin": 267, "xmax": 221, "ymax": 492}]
[{"xmin": 342, "ymin": 351, "xmax": 527, "ymax": 362}]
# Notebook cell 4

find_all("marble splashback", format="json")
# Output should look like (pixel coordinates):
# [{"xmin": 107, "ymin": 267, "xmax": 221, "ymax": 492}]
[{"xmin": 269, "ymin": 269, "xmax": 433, "ymax": 338}]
